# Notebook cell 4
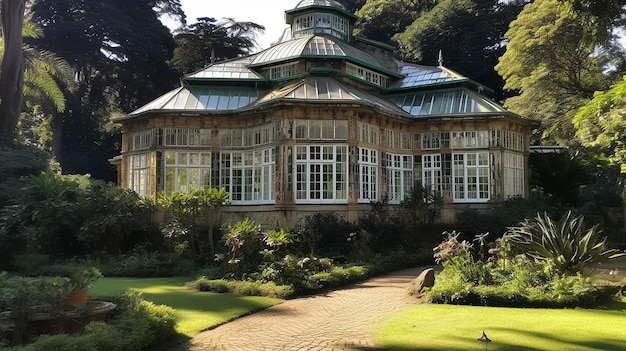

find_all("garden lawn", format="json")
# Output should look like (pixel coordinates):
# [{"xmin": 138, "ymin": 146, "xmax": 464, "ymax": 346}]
[
  {"xmin": 90, "ymin": 277, "xmax": 282, "ymax": 335},
  {"xmin": 378, "ymin": 300, "xmax": 626, "ymax": 351}
]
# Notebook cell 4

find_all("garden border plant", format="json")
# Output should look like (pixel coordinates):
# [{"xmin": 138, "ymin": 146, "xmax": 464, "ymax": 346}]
[{"xmin": 424, "ymin": 212, "xmax": 625, "ymax": 308}]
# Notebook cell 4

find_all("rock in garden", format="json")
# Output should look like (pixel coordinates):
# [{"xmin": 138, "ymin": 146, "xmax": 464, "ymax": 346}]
[{"xmin": 414, "ymin": 268, "xmax": 435, "ymax": 293}]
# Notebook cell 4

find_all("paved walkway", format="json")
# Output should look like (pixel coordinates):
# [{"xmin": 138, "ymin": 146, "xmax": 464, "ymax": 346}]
[{"xmin": 172, "ymin": 266, "xmax": 432, "ymax": 351}]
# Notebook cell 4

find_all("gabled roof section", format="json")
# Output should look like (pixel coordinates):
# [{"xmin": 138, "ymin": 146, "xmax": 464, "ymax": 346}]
[
  {"xmin": 250, "ymin": 35, "xmax": 400, "ymax": 77},
  {"xmin": 254, "ymin": 76, "xmax": 407, "ymax": 116},
  {"xmin": 185, "ymin": 56, "xmax": 264, "ymax": 81},
  {"xmin": 126, "ymin": 85, "xmax": 263, "ymax": 116},
  {"xmin": 388, "ymin": 87, "xmax": 507, "ymax": 117}
]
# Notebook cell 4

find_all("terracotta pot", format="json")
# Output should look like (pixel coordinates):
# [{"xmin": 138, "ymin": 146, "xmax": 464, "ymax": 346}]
[{"xmin": 64, "ymin": 289, "xmax": 88, "ymax": 306}]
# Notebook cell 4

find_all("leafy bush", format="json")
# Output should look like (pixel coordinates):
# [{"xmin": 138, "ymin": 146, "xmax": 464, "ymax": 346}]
[
  {"xmin": 186, "ymin": 278, "xmax": 294, "ymax": 299},
  {"xmin": 7, "ymin": 292, "xmax": 178, "ymax": 351},
  {"xmin": 504, "ymin": 211, "xmax": 624, "ymax": 275},
  {"xmin": 425, "ymin": 230, "xmax": 611, "ymax": 308},
  {"xmin": 307, "ymin": 266, "xmax": 368, "ymax": 289}
]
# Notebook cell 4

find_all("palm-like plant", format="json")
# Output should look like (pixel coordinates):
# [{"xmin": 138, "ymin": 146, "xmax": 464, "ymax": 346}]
[
  {"xmin": 0, "ymin": 18, "xmax": 73, "ymax": 113},
  {"xmin": 504, "ymin": 211, "xmax": 624, "ymax": 275}
]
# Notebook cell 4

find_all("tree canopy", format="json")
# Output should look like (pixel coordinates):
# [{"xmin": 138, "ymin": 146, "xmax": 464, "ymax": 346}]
[
  {"xmin": 574, "ymin": 77, "xmax": 626, "ymax": 163},
  {"xmin": 495, "ymin": 0, "xmax": 614, "ymax": 146},
  {"xmin": 171, "ymin": 17, "xmax": 264, "ymax": 74}
]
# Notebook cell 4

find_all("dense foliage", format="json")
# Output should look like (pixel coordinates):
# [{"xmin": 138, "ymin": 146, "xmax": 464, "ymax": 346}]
[
  {"xmin": 426, "ymin": 214, "xmax": 624, "ymax": 307},
  {"xmin": 1, "ymin": 291, "xmax": 177, "ymax": 350}
]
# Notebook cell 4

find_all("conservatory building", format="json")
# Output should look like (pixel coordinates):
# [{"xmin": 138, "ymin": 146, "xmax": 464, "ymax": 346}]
[{"xmin": 111, "ymin": 0, "xmax": 533, "ymax": 227}]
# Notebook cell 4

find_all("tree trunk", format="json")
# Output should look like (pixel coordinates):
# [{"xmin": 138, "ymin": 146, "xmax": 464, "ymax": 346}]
[{"xmin": 0, "ymin": 0, "xmax": 26, "ymax": 143}]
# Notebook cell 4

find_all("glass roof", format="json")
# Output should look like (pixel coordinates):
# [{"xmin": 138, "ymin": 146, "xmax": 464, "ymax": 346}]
[
  {"xmin": 252, "ymin": 35, "xmax": 384, "ymax": 70},
  {"xmin": 389, "ymin": 87, "xmax": 506, "ymax": 116},
  {"xmin": 130, "ymin": 86, "xmax": 262, "ymax": 115},
  {"xmin": 187, "ymin": 56, "xmax": 263, "ymax": 80},
  {"xmin": 255, "ymin": 77, "xmax": 406, "ymax": 115},
  {"xmin": 389, "ymin": 63, "xmax": 464, "ymax": 89}
]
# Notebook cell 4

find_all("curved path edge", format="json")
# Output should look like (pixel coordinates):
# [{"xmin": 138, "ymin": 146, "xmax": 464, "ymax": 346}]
[{"xmin": 172, "ymin": 266, "xmax": 435, "ymax": 351}]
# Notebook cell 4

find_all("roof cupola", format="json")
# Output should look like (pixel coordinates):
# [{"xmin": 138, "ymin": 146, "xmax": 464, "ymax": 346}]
[{"xmin": 285, "ymin": 0, "xmax": 357, "ymax": 41}]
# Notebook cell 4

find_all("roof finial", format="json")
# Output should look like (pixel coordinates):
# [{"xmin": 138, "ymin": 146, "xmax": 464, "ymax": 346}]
[{"xmin": 438, "ymin": 49, "xmax": 443, "ymax": 66}]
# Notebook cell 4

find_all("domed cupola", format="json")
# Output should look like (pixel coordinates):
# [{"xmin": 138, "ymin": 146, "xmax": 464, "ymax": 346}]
[{"xmin": 285, "ymin": 0, "xmax": 357, "ymax": 41}]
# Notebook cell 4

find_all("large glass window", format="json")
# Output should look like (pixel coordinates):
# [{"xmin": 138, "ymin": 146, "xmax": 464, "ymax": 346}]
[
  {"xmin": 358, "ymin": 148, "xmax": 378, "ymax": 202},
  {"xmin": 346, "ymin": 63, "xmax": 387, "ymax": 87},
  {"xmin": 163, "ymin": 128, "xmax": 211, "ymax": 147},
  {"xmin": 504, "ymin": 152, "xmax": 524, "ymax": 197},
  {"xmin": 294, "ymin": 120, "xmax": 348, "ymax": 140},
  {"xmin": 164, "ymin": 151, "xmax": 212, "ymax": 194},
  {"xmin": 358, "ymin": 122, "xmax": 380, "ymax": 145},
  {"xmin": 451, "ymin": 131, "xmax": 490, "ymax": 149},
  {"xmin": 422, "ymin": 154, "xmax": 442, "ymax": 193},
  {"xmin": 385, "ymin": 153, "xmax": 413, "ymax": 203},
  {"xmin": 453, "ymin": 152, "xmax": 490, "ymax": 202},
  {"xmin": 128, "ymin": 153, "xmax": 150, "ymax": 197},
  {"xmin": 270, "ymin": 62, "xmax": 299, "ymax": 79},
  {"xmin": 129, "ymin": 130, "xmax": 155, "ymax": 151},
  {"xmin": 220, "ymin": 149, "xmax": 275, "ymax": 204},
  {"xmin": 295, "ymin": 145, "xmax": 347, "ymax": 203}
]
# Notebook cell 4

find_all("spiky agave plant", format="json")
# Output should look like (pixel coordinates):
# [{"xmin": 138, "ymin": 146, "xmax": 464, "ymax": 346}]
[{"xmin": 505, "ymin": 211, "xmax": 624, "ymax": 275}]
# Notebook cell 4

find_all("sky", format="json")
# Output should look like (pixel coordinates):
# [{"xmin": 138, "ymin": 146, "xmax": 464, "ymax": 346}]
[{"xmin": 171, "ymin": 0, "xmax": 299, "ymax": 50}]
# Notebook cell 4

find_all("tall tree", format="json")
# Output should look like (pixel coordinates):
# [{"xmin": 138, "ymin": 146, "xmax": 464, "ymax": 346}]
[
  {"xmin": 0, "ymin": 0, "xmax": 26, "ymax": 143},
  {"xmin": 354, "ymin": 0, "xmax": 433, "ymax": 43},
  {"xmin": 574, "ymin": 77, "xmax": 626, "ymax": 163},
  {"xmin": 495, "ymin": 0, "xmax": 613, "ymax": 146},
  {"xmin": 393, "ymin": 0, "xmax": 526, "ymax": 101},
  {"xmin": 171, "ymin": 17, "xmax": 264, "ymax": 74},
  {"xmin": 558, "ymin": 0, "xmax": 626, "ymax": 42},
  {"xmin": 30, "ymin": 0, "xmax": 184, "ymax": 179}
]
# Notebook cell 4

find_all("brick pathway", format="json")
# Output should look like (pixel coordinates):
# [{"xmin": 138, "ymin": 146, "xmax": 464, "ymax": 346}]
[{"xmin": 172, "ymin": 266, "xmax": 432, "ymax": 351}]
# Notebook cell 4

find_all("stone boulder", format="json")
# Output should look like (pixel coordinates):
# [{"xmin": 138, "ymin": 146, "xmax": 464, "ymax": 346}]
[{"xmin": 413, "ymin": 268, "xmax": 435, "ymax": 294}]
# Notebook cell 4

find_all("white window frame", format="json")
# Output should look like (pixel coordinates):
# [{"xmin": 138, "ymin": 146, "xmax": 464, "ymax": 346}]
[
  {"xmin": 163, "ymin": 128, "xmax": 211, "ymax": 147},
  {"xmin": 452, "ymin": 152, "xmax": 490, "ymax": 203},
  {"xmin": 295, "ymin": 145, "xmax": 348, "ymax": 203},
  {"xmin": 357, "ymin": 122, "xmax": 380, "ymax": 145},
  {"xmin": 163, "ymin": 151, "xmax": 212, "ymax": 194},
  {"xmin": 270, "ymin": 62, "xmax": 299, "ymax": 79},
  {"xmin": 220, "ymin": 148, "xmax": 275, "ymax": 204},
  {"xmin": 503, "ymin": 152, "xmax": 524, "ymax": 197},
  {"xmin": 358, "ymin": 147, "xmax": 378, "ymax": 202},
  {"xmin": 385, "ymin": 153, "xmax": 413, "ymax": 204},
  {"xmin": 294, "ymin": 119, "xmax": 348, "ymax": 140},
  {"xmin": 450, "ymin": 131, "xmax": 490, "ymax": 149},
  {"xmin": 422, "ymin": 154, "xmax": 442, "ymax": 193},
  {"xmin": 345, "ymin": 62, "xmax": 387, "ymax": 87},
  {"xmin": 129, "ymin": 129, "xmax": 155, "ymax": 151},
  {"xmin": 128, "ymin": 153, "xmax": 150, "ymax": 197}
]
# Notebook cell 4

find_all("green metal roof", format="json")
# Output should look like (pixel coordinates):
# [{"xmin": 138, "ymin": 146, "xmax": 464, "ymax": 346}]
[
  {"xmin": 250, "ymin": 35, "xmax": 399, "ymax": 77},
  {"xmin": 186, "ymin": 56, "xmax": 264, "ymax": 81},
  {"xmin": 254, "ymin": 76, "xmax": 406, "ymax": 116},
  {"xmin": 388, "ymin": 87, "xmax": 507, "ymax": 117},
  {"xmin": 129, "ymin": 86, "xmax": 263, "ymax": 115}
]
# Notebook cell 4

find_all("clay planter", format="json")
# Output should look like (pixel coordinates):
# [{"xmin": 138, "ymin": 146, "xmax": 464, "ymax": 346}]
[{"xmin": 63, "ymin": 289, "xmax": 88, "ymax": 306}]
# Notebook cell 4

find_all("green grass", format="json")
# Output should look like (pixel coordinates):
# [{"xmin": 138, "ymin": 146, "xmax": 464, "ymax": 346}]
[
  {"xmin": 378, "ymin": 299, "xmax": 626, "ymax": 351},
  {"xmin": 90, "ymin": 277, "xmax": 282, "ymax": 335}
]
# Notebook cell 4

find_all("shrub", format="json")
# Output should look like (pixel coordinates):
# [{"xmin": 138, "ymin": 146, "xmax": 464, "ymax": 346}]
[
  {"xmin": 186, "ymin": 277, "xmax": 294, "ymax": 299},
  {"xmin": 307, "ymin": 266, "xmax": 368, "ymax": 289},
  {"xmin": 504, "ymin": 211, "xmax": 624, "ymax": 275},
  {"xmin": 9, "ymin": 292, "xmax": 178, "ymax": 351},
  {"xmin": 425, "ymin": 229, "xmax": 607, "ymax": 308}
]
